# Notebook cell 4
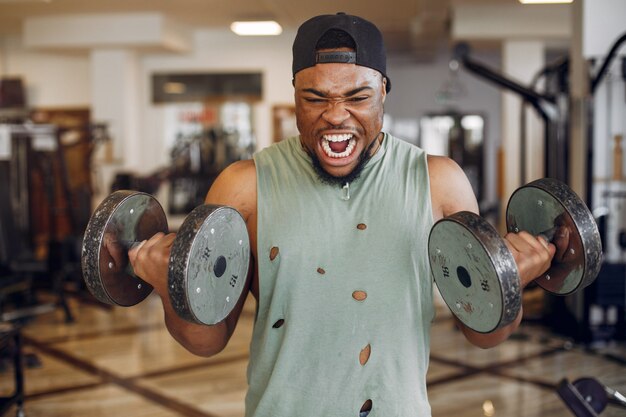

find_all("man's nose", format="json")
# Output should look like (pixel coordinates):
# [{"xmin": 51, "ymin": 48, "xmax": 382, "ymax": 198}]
[{"xmin": 322, "ymin": 101, "xmax": 350, "ymax": 126}]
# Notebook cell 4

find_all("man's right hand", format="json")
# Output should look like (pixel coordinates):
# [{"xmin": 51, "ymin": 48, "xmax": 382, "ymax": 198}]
[{"xmin": 128, "ymin": 232, "xmax": 176, "ymax": 296}]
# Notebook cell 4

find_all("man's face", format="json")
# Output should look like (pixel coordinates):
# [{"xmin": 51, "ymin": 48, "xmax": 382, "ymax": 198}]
[{"xmin": 294, "ymin": 50, "xmax": 387, "ymax": 181}]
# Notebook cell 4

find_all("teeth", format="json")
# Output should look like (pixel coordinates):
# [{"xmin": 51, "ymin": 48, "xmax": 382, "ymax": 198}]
[
  {"xmin": 324, "ymin": 134, "xmax": 352, "ymax": 142},
  {"xmin": 322, "ymin": 135, "xmax": 356, "ymax": 158}
]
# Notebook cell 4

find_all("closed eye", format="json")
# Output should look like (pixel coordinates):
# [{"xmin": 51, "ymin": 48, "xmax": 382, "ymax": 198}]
[
  {"xmin": 303, "ymin": 97, "xmax": 326, "ymax": 103},
  {"xmin": 302, "ymin": 96, "xmax": 369, "ymax": 104}
]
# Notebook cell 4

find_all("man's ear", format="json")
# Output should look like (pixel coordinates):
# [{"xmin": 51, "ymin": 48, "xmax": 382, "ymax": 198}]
[{"xmin": 381, "ymin": 77, "xmax": 387, "ymax": 103}]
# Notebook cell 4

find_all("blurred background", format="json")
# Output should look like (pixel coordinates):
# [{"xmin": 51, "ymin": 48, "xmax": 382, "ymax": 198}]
[{"xmin": 0, "ymin": 1, "xmax": 624, "ymax": 416}]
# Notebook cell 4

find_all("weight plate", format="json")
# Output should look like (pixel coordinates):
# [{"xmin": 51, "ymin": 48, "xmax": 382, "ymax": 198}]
[
  {"xmin": 428, "ymin": 211, "xmax": 521, "ymax": 333},
  {"xmin": 81, "ymin": 191, "xmax": 168, "ymax": 306},
  {"xmin": 573, "ymin": 378, "xmax": 608, "ymax": 414},
  {"xmin": 168, "ymin": 205, "xmax": 250, "ymax": 325},
  {"xmin": 557, "ymin": 379, "xmax": 599, "ymax": 417},
  {"xmin": 506, "ymin": 178, "xmax": 603, "ymax": 295}
]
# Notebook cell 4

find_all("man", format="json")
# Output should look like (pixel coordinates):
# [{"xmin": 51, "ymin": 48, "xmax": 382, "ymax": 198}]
[{"xmin": 130, "ymin": 12, "xmax": 557, "ymax": 417}]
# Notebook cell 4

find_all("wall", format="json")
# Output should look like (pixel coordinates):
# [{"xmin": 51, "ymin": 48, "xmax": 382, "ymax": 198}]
[
  {"xmin": 1, "ymin": 28, "xmax": 505, "ymax": 206},
  {"xmin": 0, "ymin": 35, "xmax": 90, "ymax": 108},
  {"xmin": 140, "ymin": 29, "xmax": 296, "ymax": 172},
  {"xmin": 386, "ymin": 49, "xmax": 502, "ymax": 204}
]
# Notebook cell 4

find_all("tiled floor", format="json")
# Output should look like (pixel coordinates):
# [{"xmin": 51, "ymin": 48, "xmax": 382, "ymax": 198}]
[{"xmin": 1, "ymin": 292, "xmax": 625, "ymax": 417}]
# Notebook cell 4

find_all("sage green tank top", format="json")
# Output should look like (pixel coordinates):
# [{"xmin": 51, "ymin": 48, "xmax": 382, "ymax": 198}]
[{"xmin": 249, "ymin": 133, "xmax": 434, "ymax": 417}]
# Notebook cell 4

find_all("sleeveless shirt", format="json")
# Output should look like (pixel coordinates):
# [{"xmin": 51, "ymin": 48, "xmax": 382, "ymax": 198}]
[{"xmin": 249, "ymin": 133, "xmax": 434, "ymax": 417}]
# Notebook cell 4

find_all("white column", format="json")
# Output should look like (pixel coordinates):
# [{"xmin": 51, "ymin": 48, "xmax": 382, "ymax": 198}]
[
  {"xmin": 569, "ymin": 0, "xmax": 589, "ymax": 199},
  {"xmin": 90, "ymin": 49, "xmax": 142, "ymax": 183},
  {"xmin": 501, "ymin": 40, "xmax": 545, "ymax": 205}
]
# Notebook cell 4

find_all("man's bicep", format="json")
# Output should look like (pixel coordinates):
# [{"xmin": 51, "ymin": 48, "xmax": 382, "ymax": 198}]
[
  {"xmin": 428, "ymin": 155, "xmax": 479, "ymax": 221},
  {"xmin": 205, "ymin": 159, "xmax": 257, "ymax": 220},
  {"xmin": 204, "ymin": 159, "xmax": 258, "ymax": 306}
]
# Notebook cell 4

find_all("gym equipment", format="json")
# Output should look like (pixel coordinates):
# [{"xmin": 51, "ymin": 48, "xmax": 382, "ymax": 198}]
[
  {"xmin": 507, "ymin": 178, "xmax": 603, "ymax": 294},
  {"xmin": 429, "ymin": 210, "xmax": 521, "ymax": 333},
  {"xmin": 454, "ymin": 33, "xmax": 626, "ymax": 190},
  {"xmin": 0, "ymin": 323, "xmax": 25, "ymax": 417},
  {"xmin": 453, "ymin": 35, "xmax": 626, "ymax": 342},
  {"xmin": 81, "ymin": 190, "xmax": 250, "ymax": 325},
  {"xmin": 168, "ymin": 203, "xmax": 250, "ymax": 325},
  {"xmin": 82, "ymin": 191, "xmax": 167, "ymax": 306},
  {"xmin": 428, "ymin": 178, "xmax": 602, "ymax": 333},
  {"xmin": 453, "ymin": 42, "xmax": 566, "ymax": 183},
  {"xmin": 557, "ymin": 377, "xmax": 626, "ymax": 417}
]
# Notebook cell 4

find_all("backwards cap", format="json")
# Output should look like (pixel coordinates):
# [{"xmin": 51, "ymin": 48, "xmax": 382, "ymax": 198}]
[{"xmin": 292, "ymin": 12, "xmax": 391, "ymax": 92}]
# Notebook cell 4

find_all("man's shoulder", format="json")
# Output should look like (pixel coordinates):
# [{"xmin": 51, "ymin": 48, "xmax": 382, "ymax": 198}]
[
  {"xmin": 205, "ymin": 159, "xmax": 257, "ymax": 219},
  {"xmin": 382, "ymin": 132, "xmax": 426, "ymax": 163},
  {"xmin": 254, "ymin": 136, "xmax": 303, "ymax": 171},
  {"xmin": 224, "ymin": 159, "xmax": 256, "ymax": 176},
  {"xmin": 384, "ymin": 132, "xmax": 422, "ymax": 151},
  {"xmin": 255, "ymin": 136, "xmax": 298, "ymax": 157},
  {"xmin": 427, "ymin": 155, "xmax": 479, "ymax": 220}
]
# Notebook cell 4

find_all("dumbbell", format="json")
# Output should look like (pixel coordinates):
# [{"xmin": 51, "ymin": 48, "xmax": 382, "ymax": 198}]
[
  {"xmin": 81, "ymin": 190, "xmax": 250, "ymax": 325},
  {"xmin": 557, "ymin": 377, "xmax": 626, "ymax": 417},
  {"xmin": 428, "ymin": 178, "xmax": 603, "ymax": 333}
]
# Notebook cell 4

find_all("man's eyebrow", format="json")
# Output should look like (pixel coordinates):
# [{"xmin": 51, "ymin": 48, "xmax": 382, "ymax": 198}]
[{"xmin": 301, "ymin": 86, "xmax": 373, "ymax": 97}]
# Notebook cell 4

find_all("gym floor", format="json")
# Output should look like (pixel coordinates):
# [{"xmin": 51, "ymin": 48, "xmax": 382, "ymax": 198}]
[{"xmin": 1, "ymin": 290, "xmax": 625, "ymax": 417}]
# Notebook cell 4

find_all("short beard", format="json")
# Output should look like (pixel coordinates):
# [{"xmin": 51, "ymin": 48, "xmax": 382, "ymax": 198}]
[{"xmin": 308, "ymin": 134, "xmax": 381, "ymax": 187}]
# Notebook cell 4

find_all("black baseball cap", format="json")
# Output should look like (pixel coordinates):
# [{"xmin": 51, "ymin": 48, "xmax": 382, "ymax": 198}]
[{"xmin": 292, "ymin": 12, "xmax": 391, "ymax": 93}]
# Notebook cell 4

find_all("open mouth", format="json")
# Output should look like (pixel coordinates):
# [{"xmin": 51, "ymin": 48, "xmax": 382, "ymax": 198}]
[{"xmin": 321, "ymin": 134, "xmax": 356, "ymax": 158}]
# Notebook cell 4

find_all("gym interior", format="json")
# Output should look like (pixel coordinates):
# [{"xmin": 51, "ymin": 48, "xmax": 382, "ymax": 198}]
[{"xmin": 0, "ymin": 1, "xmax": 625, "ymax": 416}]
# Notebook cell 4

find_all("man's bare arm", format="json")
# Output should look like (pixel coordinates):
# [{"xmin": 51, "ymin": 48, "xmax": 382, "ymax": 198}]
[
  {"xmin": 428, "ymin": 155, "xmax": 554, "ymax": 348},
  {"xmin": 129, "ymin": 160, "xmax": 257, "ymax": 356}
]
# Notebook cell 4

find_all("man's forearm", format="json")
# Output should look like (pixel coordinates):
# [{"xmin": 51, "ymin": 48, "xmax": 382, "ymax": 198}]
[{"xmin": 456, "ymin": 308, "xmax": 523, "ymax": 349}]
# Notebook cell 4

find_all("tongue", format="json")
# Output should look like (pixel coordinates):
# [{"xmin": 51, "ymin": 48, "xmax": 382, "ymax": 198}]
[{"xmin": 329, "ymin": 140, "xmax": 349, "ymax": 153}]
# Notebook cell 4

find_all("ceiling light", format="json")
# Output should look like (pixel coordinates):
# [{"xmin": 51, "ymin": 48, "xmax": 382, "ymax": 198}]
[
  {"xmin": 230, "ymin": 21, "xmax": 282, "ymax": 36},
  {"xmin": 519, "ymin": 0, "xmax": 573, "ymax": 3}
]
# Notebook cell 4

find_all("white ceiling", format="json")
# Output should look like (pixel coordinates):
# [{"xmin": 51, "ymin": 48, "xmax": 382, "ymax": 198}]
[{"xmin": 0, "ymin": 0, "xmax": 512, "ymax": 60}]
